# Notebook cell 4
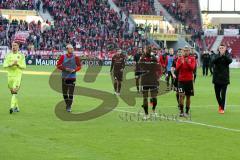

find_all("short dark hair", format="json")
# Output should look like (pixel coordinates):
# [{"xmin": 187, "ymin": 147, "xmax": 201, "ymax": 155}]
[{"xmin": 12, "ymin": 41, "xmax": 20, "ymax": 45}]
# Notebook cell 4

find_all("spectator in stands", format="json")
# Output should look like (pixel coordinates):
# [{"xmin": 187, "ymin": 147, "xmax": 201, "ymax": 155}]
[
  {"xmin": 115, "ymin": 0, "xmax": 155, "ymax": 15},
  {"xmin": 0, "ymin": 0, "xmax": 34, "ymax": 10}
]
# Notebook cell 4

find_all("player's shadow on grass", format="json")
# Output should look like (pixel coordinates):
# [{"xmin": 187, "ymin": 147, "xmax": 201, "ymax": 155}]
[
  {"xmin": 49, "ymin": 66, "xmax": 170, "ymax": 121},
  {"xmin": 120, "ymin": 66, "xmax": 170, "ymax": 106}
]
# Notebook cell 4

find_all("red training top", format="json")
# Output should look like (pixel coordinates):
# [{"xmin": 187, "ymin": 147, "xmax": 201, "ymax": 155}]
[
  {"xmin": 176, "ymin": 56, "xmax": 196, "ymax": 82},
  {"xmin": 57, "ymin": 53, "xmax": 81, "ymax": 72}
]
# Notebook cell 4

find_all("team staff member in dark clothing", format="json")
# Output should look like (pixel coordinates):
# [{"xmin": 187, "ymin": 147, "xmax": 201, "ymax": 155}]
[
  {"xmin": 134, "ymin": 48, "xmax": 143, "ymax": 93},
  {"xmin": 212, "ymin": 44, "xmax": 232, "ymax": 114},
  {"xmin": 110, "ymin": 49, "xmax": 126, "ymax": 96},
  {"xmin": 176, "ymin": 46, "xmax": 196, "ymax": 117},
  {"xmin": 139, "ymin": 46, "xmax": 161, "ymax": 120},
  {"xmin": 57, "ymin": 44, "xmax": 82, "ymax": 112},
  {"xmin": 201, "ymin": 51, "xmax": 211, "ymax": 76}
]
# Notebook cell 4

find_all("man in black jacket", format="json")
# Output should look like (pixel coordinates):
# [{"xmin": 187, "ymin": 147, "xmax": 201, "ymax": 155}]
[{"xmin": 212, "ymin": 44, "xmax": 232, "ymax": 114}]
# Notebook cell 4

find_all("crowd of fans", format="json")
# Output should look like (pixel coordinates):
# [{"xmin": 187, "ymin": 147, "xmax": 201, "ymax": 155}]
[
  {"xmin": 114, "ymin": 0, "xmax": 155, "ymax": 15},
  {"xmin": 163, "ymin": 0, "xmax": 201, "ymax": 33},
  {"xmin": 0, "ymin": 0, "xmax": 206, "ymax": 57},
  {"xmin": 0, "ymin": 0, "xmax": 149, "ymax": 59},
  {"xmin": 162, "ymin": 0, "xmax": 203, "ymax": 50},
  {"xmin": 39, "ymin": 0, "xmax": 146, "ymax": 56},
  {"xmin": 0, "ymin": 0, "xmax": 34, "ymax": 10},
  {"xmin": 0, "ymin": 16, "xmax": 42, "ymax": 50}
]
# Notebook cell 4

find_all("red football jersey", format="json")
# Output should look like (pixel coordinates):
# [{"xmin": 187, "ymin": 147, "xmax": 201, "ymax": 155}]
[{"xmin": 176, "ymin": 56, "xmax": 196, "ymax": 81}]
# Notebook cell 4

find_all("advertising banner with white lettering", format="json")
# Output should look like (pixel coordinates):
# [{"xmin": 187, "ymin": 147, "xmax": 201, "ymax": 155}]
[
  {"xmin": 224, "ymin": 29, "xmax": 239, "ymax": 36},
  {"xmin": 24, "ymin": 58, "xmax": 134, "ymax": 66},
  {"xmin": 204, "ymin": 29, "xmax": 218, "ymax": 36},
  {"xmin": 0, "ymin": 46, "xmax": 9, "ymax": 58},
  {"xmin": 230, "ymin": 59, "xmax": 240, "ymax": 68},
  {"xmin": 0, "ymin": 58, "xmax": 134, "ymax": 66}
]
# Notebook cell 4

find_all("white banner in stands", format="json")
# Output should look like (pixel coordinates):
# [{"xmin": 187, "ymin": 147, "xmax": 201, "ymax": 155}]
[
  {"xmin": 204, "ymin": 29, "xmax": 218, "ymax": 36},
  {"xmin": 0, "ymin": 46, "xmax": 9, "ymax": 58},
  {"xmin": 14, "ymin": 31, "xmax": 30, "ymax": 43},
  {"xmin": 224, "ymin": 29, "xmax": 239, "ymax": 36},
  {"xmin": 230, "ymin": 59, "xmax": 240, "ymax": 68}
]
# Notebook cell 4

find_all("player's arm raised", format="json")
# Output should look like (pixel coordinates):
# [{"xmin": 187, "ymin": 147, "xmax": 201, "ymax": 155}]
[
  {"xmin": 186, "ymin": 57, "xmax": 196, "ymax": 71},
  {"xmin": 176, "ymin": 57, "xmax": 183, "ymax": 71},
  {"xmin": 3, "ymin": 55, "xmax": 11, "ymax": 68},
  {"xmin": 17, "ymin": 54, "xmax": 26, "ymax": 69},
  {"xmin": 57, "ymin": 55, "xmax": 66, "ymax": 71},
  {"xmin": 224, "ymin": 53, "xmax": 232, "ymax": 65},
  {"xmin": 3, "ymin": 55, "xmax": 16, "ymax": 68}
]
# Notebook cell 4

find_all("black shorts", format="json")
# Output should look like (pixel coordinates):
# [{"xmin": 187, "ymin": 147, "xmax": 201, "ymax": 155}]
[
  {"xmin": 62, "ymin": 79, "xmax": 76, "ymax": 95},
  {"xmin": 62, "ymin": 79, "xmax": 76, "ymax": 85},
  {"xmin": 135, "ymin": 71, "xmax": 142, "ymax": 78},
  {"xmin": 113, "ymin": 72, "xmax": 123, "ymax": 81},
  {"xmin": 142, "ymin": 85, "xmax": 159, "ymax": 97},
  {"xmin": 178, "ymin": 81, "xmax": 194, "ymax": 96}
]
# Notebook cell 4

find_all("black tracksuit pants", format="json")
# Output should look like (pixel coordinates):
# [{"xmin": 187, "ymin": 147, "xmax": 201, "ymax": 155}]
[{"xmin": 214, "ymin": 83, "xmax": 228, "ymax": 110}]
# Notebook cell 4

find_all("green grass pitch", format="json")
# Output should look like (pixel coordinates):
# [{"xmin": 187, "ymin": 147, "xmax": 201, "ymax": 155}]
[{"xmin": 0, "ymin": 66, "xmax": 240, "ymax": 160}]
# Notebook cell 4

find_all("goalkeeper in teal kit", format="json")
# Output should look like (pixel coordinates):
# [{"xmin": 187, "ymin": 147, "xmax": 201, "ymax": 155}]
[{"xmin": 3, "ymin": 42, "xmax": 26, "ymax": 114}]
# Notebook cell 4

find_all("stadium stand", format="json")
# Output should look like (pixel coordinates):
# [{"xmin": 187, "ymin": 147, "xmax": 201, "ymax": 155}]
[
  {"xmin": 0, "ymin": 0, "xmax": 34, "ymax": 10},
  {"xmin": 205, "ymin": 36, "xmax": 217, "ymax": 51},
  {"xmin": 159, "ymin": 0, "xmax": 201, "ymax": 32},
  {"xmin": 0, "ymin": 15, "xmax": 42, "ymax": 50},
  {"xmin": 41, "ymin": 0, "xmax": 145, "ymax": 55},
  {"xmin": 0, "ymin": 0, "xmax": 207, "ymax": 56},
  {"xmin": 0, "ymin": 16, "xmax": 9, "ymax": 46},
  {"xmin": 0, "ymin": 0, "xmax": 147, "ymax": 59},
  {"xmin": 221, "ymin": 36, "xmax": 240, "ymax": 58},
  {"xmin": 159, "ymin": 0, "xmax": 203, "ymax": 50},
  {"xmin": 114, "ymin": 0, "xmax": 155, "ymax": 15}
]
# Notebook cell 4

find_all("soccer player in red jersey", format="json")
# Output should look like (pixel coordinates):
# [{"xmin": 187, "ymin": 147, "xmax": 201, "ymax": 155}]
[
  {"xmin": 139, "ymin": 46, "xmax": 161, "ymax": 120},
  {"xmin": 176, "ymin": 46, "xmax": 196, "ymax": 117},
  {"xmin": 57, "ymin": 44, "xmax": 81, "ymax": 112}
]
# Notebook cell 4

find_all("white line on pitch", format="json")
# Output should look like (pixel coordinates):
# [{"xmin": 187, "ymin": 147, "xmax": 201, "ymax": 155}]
[{"xmin": 113, "ymin": 109, "xmax": 240, "ymax": 133}]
